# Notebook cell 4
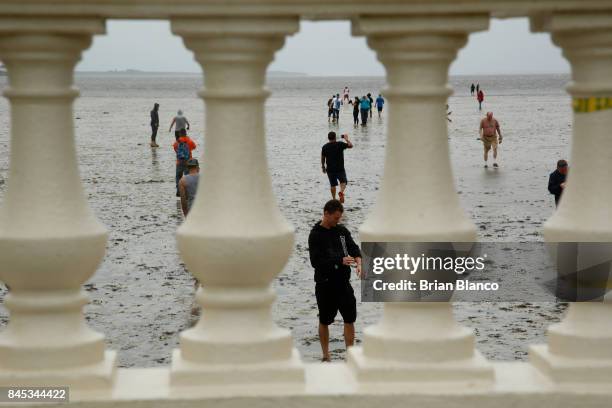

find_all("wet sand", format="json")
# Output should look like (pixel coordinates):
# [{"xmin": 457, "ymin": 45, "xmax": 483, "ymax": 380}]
[{"xmin": 0, "ymin": 74, "xmax": 571, "ymax": 366}]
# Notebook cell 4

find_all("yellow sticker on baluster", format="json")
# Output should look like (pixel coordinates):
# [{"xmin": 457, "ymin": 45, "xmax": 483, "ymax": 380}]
[{"xmin": 573, "ymin": 97, "xmax": 612, "ymax": 113}]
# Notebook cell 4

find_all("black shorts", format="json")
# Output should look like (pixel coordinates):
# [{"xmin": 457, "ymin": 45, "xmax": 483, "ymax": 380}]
[
  {"xmin": 327, "ymin": 170, "xmax": 347, "ymax": 187},
  {"xmin": 315, "ymin": 280, "xmax": 357, "ymax": 325}
]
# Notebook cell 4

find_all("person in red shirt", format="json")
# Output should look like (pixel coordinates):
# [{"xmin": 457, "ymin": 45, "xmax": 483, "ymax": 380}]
[
  {"xmin": 477, "ymin": 89, "xmax": 484, "ymax": 111},
  {"xmin": 173, "ymin": 128, "xmax": 197, "ymax": 197}
]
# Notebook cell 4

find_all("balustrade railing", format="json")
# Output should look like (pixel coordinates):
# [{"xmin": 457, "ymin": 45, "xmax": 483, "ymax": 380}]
[{"xmin": 0, "ymin": 1, "xmax": 611, "ymax": 406}]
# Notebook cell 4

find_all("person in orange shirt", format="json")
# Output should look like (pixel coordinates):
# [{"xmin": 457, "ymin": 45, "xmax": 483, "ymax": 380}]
[{"xmin": 173, "ymin": 128, "xmax": 197, "ymax": 197}]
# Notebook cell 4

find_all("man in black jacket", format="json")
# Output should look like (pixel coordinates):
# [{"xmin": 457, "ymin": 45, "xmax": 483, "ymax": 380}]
[
  {"xmin": 548, "ymin": 159, "xmax": 568, "ymax": 207},
  {"xmin": 308, "ymin": 199, "xmax": 362, "ymax": 362},
  {"xmin": 150, "ymin": 103, "xmax": 160, "ymax": 147}
]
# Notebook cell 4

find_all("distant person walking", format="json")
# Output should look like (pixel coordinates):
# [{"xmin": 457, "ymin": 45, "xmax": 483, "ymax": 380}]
[
  {"xmin": 327, "ymin": 96, "xmax": 335, "ymax": 122},
  {"xmin": 375, "ymin": 94, "xmax": 385, "ymax": 118},
  {"xmin": 471, "ymin": 83, "xmax": 475, "ymax": 95},
  {"xmin": 350, "ymin": 96, "xmax": 360, "ymax": 125},
  {"xmin": 477, "ymin": 89, "xmax": 484, "ymax": 111},
  {"xmin": 321, "ymin": 131, "xmax": 353, "ymax": 203},
  {"xmin": 367, "ymin": 93, "xmax": 374, "ymax": 118},
  {"xmin": 359, "ymin": 96, "xmax": 371, "ymax": 126},
  {"xmin": 169, "ymin": 110, "xmax": 190, "ymax": 140},
  {"xmin": 343, "ymin": 86, "xmax": 350, "ymax": 104},
  {"xmin": 173, "ymin": 129, "xmax": 197, "ymax": 197},
  {"xmin": 179, "ymin": 158, "xmax": 200, "ymax": 216},
  {"xmin": 476, "ymin": 83, "xmax": 480, "ymax": 93},
  {"xmin": 150, "ymin": 103, "xmax": 160, "ymax": 147},
  {"xmin": 330, "ymin": 95, "xmax": 338, "ymax": 123},
  {"xmin": 308, "ymin": 199, "xmax": 363, "ymax": 362},
  {"xmin": 548, "ymin": 159, "xmax": 568, "ymax": 207},
  {"xmin": 479, "ymin": 111, "xmax": 502, "ymax": 168},
  {"xmin": 333, "ymin": 94, "xmax": 341, "ymax": 122}
]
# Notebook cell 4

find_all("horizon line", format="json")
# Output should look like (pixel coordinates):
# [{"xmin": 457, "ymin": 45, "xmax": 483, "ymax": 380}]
[{"xmin": 75, "ymin": 70, "xmax": 571, "ymax": 77}]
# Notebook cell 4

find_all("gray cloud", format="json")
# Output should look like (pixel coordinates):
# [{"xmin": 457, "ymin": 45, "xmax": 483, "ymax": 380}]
[{"xmin": 78, "ymin": 18, "xmax": 569, "ymax": 76}]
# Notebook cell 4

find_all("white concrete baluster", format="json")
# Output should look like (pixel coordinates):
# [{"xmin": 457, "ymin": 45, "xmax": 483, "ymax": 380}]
[
  {"xmin": 0, "ymin": 18, "xmax": 116, "ymax": 388},
  {"xmin": 170, "ymin": 17, "xmax": 303, "ymax": 389},
  {"xmin": 348, "ymin": 15, "xmax": 493, "ymax": 388},
  {"xmin": 531, "ymin": 13, "xmax": 612, "ymax": 385}
]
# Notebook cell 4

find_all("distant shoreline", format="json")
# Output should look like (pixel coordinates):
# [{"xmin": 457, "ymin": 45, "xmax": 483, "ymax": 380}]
[
  {"xmin": 75, "ymin": 70, "xmax": 309, "ymax": 77},
  {"xmin": 74, "ymin": 70, "xmax": 569, "ymax": 78}
]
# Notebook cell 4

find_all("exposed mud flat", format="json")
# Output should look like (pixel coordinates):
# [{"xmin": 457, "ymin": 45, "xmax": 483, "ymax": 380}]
[{"xmin": 0, "ymin": 74, "xmax": 571, "ymax": 366}]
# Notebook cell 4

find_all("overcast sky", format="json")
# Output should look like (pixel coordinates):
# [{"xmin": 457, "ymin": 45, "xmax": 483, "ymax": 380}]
[{"xmin": 78, "ymin": 18, "xmax": 569, "ymax": 76}]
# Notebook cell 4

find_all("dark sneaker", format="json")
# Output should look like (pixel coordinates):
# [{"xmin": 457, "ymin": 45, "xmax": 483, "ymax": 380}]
[{"xmin": 493, "ymin": 163, "xmax": 499, "ymax": 168}]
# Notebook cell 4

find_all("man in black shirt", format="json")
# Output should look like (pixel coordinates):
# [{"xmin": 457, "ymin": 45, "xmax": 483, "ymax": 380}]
[
  {"xmin": 150, "ymin": 103, "xmax": 160, "ymax": 147},
  {"xmin": 321, "ymin": 131, "xmax": 353, "ymax": 203},
  {"xmin": 548, "ymin": 159, "xmax": 568, "ymax": 207},
  {"xmin": 308, "ymin": 200, "xmax": 362, "ymax": 362}
]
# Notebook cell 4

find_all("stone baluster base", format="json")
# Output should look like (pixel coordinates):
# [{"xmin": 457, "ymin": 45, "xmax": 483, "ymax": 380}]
[{"xmin": 348, "ymin": 303, "xmax": 492, "ymax": 386}]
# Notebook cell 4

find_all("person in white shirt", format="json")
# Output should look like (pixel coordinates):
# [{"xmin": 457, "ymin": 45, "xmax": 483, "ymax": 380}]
[{"xmin": 343, "ymin": 86, "xmax": 350, "ymax": 104}]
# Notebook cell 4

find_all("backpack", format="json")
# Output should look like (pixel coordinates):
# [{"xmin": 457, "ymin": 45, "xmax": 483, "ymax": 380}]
[{"xmin": 176, "ymin": 140, "xmax": 190, "ymax": 161}]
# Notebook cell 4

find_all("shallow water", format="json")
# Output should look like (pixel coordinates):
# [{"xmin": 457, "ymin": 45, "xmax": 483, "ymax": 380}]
[{"xmin": 0, "ymin": 73, "xmax": 571, "ymax": 366}]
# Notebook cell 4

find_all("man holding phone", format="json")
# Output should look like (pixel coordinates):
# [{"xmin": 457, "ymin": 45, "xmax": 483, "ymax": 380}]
[
  {"xmin": 308, "ymin": 199, "xmax": 362, "ymax": 362},
  {"xmin": 321, "ymin": 131, "xmax": 353, "ymax": 203}
]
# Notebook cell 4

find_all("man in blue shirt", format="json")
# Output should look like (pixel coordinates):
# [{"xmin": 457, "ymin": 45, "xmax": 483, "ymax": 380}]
[
  {"xmin": 333, "ymin": 93, "xmax": 341, "ymax": 123},
  {"xmin": 359, "ymin": 96, "xmax": 371, "ymax": 126},
  {"xmin": 375, "ymin": 94, "xmax": 385, "ymax": 118}
]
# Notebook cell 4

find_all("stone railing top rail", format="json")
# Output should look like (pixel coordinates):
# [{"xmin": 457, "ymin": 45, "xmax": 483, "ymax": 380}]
[{"xmin": 2, "ymin": 0, "xmax": 612, "ymax": 19}]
